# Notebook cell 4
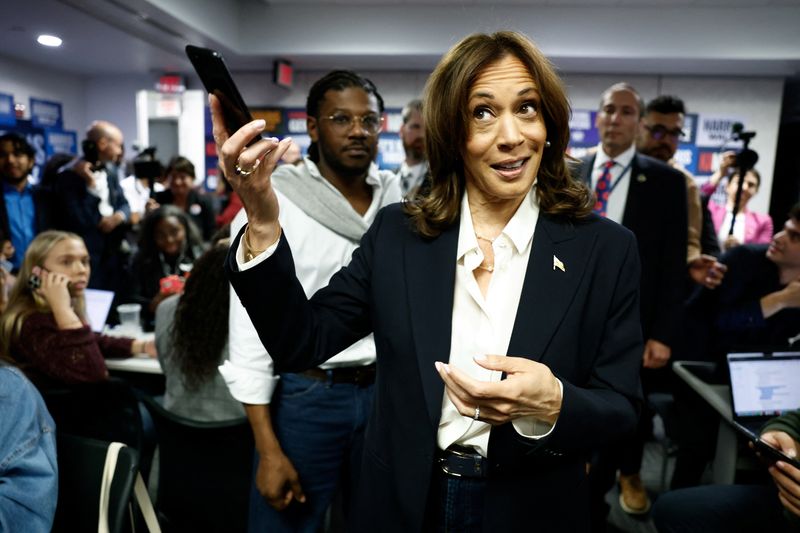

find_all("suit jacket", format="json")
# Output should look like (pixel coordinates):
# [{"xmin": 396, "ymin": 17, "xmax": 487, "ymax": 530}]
[
  {"xmin": 227, "ymin": 204, "xmax": 644, "ymax": 532},
  {"xmin": 707, "ymin": 201, "xmax": 773, "ymax": 245},
  {"xmin": 575, "ymin": 153, "xmax": 687, "ymax": 347},
  {"xmin": 52, "ymin": 161, "xmax": 131, "ymax": 290}
]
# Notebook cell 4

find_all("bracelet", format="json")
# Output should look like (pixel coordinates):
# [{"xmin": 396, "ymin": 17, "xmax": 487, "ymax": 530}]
[{"xmin": 244, "ymin": 225, "xmax": 279, "ymax": 262}]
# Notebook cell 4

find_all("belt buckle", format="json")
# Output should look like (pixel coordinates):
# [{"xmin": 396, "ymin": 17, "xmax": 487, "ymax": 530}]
[{"xmin": 438, "ymin": 447, "xmax": 485, "ymax": 478}]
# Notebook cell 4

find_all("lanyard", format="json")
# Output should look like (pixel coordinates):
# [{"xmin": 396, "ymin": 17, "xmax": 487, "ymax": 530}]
[{"xmin": 599, "ymin": 159, "xmax": 634, "ymax": 195}]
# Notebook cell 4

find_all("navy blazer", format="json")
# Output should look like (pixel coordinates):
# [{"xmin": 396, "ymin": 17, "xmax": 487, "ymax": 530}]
[
  {"xmin": 227, "ymin": 204, "xmax": 644, "ymax": 532},
  {"xmin": 575, "ymin": 153, "xmax": 687, "ymax": 347}
]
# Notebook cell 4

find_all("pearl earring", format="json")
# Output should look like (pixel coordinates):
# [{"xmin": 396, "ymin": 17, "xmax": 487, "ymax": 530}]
[{"xmin": 545, "ymin": 141, "xmax": 551, "ymax": 148}]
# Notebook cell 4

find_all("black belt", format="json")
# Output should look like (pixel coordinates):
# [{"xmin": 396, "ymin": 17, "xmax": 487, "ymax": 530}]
[
  {"xmin": 299, "ymin": 364, "xmax": 376, "ymax": 387},
  {"xmin": 436, "ymin": 445, "xmax": 488, "ymax": 479}
]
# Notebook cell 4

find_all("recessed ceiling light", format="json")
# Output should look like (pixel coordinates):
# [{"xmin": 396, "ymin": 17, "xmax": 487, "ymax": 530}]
[{"xmin": 37, "ymin": 34, "xmax": 62, "ymax": 47}]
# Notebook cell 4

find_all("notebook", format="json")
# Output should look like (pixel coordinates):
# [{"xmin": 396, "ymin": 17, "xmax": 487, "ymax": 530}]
[
  {"xmin": 83, "ymin": 288, "xmax": 115, "ymax": 333},
  {"xmin": 727, "ymin": 351, "xmax": 800, "ymax": 434}
]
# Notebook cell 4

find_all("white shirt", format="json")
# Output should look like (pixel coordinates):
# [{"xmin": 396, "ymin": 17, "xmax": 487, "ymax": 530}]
[
  {"xmin": 120, "ymin": 175, "xmax": 164, "ymax": 215},
  {"xmin": 218, "ymin": 159, "xmax": 402, "ymax": 404},
  {"xmin": 436, "ymin": 187, "xmax": 559, "ymax": 458},
  {"xmin": 717, "ymin": 207, "xmax": 746, "ymax": 247},
  {"xmin": 88, "ymin": 168, "xmax": 114, "ymax": 217},
  {"xmin": 397, "ymin": 161, "xmax": 428, "ymax": 196},
  {"xmin": 591, "ymin": 143, "xmax": 636, "ymax": 224}
]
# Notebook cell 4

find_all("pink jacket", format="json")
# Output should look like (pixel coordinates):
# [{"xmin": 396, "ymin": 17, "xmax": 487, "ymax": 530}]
[{"xmin": 707, "ymin": 201, "xmax": 773, "ymax": 244}]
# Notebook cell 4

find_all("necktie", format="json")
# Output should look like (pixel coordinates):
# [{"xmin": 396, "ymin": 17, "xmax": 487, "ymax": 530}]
[{"xmin": 593, "ymin": 160, "xmax": 616, "ymax": 217}]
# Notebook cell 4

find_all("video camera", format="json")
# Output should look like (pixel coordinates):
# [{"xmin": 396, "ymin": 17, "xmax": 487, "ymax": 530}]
[
  {"xmin": 132, "ymin": 147, "xmax": 163, "ymax": 192},
  {"xmin": 730, "ymin": 122, "xmax": 758, "ymax": 171}
]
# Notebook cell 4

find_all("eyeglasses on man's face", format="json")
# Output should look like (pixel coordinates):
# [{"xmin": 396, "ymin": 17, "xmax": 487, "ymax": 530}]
[
  {"xmin": 644, "ymin": 124, "xmax": 685, "ymax": 142},
  {"xmin": 321, "ymin": 113, "xmax": 385, "ymax": 135}
]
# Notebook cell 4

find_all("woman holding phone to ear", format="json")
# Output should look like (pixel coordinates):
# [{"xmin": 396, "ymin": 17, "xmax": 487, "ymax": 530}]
[{"xmin": 0, "ymin": 230, "xmax": 155, "ymax": 386}]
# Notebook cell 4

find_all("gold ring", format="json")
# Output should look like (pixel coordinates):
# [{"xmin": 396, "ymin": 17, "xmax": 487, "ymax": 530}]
[{"xmin": 234, "ymin": 158, "xmax": 259, "ymax": 177}]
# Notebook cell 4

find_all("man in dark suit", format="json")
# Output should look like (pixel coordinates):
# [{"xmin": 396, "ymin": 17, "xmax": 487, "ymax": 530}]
[
  {"xmin": 51, "ymin": 121, "xmax": 130, "ymax": 291},
  {"xmin": 575, "ymin": 83, "xmax": 688, "ymax": 521}
]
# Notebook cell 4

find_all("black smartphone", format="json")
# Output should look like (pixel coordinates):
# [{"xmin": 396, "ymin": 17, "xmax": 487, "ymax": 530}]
[
  {"xmin": 732, "ymin": 421, "xmax": 800, "ymax": 469},
  {"xmin": 27, "ymin": 272, "xmax": 41, "ymax": 290},
  {"xmin": 185, "ymin": 45, "xmax": 260, "ymax": 145}
]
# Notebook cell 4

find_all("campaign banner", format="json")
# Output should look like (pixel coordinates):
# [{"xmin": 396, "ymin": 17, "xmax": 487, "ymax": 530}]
[
  {"xmin": 29, "ymin": 98, "xmax": 63, "ymax": 129},
  {"xmin": 252, "ymin": 107, "xmax": 284, "ymax": 135},
  {"xmin": 695, "ymin": 115, "xmax": 745, "ymax": 149},
  {"xmin": 45, "ymin": 129, "xmax": 78, "ymax": 158},
  {"xmin": 569, "ymin": 110, "xmax": 598, "ymax": 148},
  {"xmin": 0, "ymin": 93, "xmax": 16, "ymax": 127}
]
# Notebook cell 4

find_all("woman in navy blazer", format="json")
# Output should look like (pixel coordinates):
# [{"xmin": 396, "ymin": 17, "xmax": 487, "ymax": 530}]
[{"xmin": 218, "ymin": 32, "xmax": 643, "ymax": 532}]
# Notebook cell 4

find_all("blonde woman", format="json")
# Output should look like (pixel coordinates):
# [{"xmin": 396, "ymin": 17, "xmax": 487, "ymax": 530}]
[{"xmin": 0, "ymin": 231, "xmax": 155, "ymax": 385}]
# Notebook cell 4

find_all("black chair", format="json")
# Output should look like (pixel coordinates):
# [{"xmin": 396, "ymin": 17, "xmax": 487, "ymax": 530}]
[
  {"xmin": 40, "ymin": 377, "xmax": 156, "ymax": 479},
  {"xmin": 53, "ymin": 433, "xmax": 140, "ymax": 533},
  {"xmin": 140, "ymin": 394, "xmax": 253, "ymax": 533}
]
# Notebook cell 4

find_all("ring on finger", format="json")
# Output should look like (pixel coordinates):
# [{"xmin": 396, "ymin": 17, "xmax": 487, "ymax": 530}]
[
  {"xmin": 473, "ymin": 405, "xmax": 480, "ymax": 420},
  {"xmin": 234, "ymin": 158, "xmax": 260, "ymax": 177}
]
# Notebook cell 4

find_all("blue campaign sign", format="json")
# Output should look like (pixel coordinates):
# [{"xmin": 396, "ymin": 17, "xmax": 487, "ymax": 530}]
[
  {"xmin": 0, "ymin": 93, "xmax": 16, "ymax": 126},
  {"xmin": 569, "ymin": 110, "xmax": 598, "ymax": 148},
  {"xmin": 29, "ymin": 98, "xmax": 63, "ymax": 129},
  {"xmin": 45, "ymin": 129, "xmax": 78, "ymax": 158}
]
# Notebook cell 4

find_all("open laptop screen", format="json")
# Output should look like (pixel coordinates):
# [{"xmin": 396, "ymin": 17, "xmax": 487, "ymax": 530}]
[
  {"xmin": 83, "ymin": 289, "xmax": 115, "ymax": 333},
  {"xmin": 727, "ymin": 352, "xmax": 800, "ymax": 418}
]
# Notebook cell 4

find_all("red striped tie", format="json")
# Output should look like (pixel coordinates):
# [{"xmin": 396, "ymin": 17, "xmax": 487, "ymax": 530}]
[{"xmin": 593, "ymin": 160, "xmax": 616, "ymax": 217}]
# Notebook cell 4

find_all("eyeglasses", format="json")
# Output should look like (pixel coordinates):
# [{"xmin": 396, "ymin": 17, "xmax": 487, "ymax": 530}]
[
  {"xmin": 644, "ymin": 125, "xmax": 685, "ymax": 142},
  {"xmin": 321, "ymin": 113, "xmax": 384, "ymax": 135}
]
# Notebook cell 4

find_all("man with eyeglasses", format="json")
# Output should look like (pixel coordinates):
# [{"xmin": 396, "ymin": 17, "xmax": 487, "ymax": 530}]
[
  {"xmin": 219, "ymin": 70, "xmax": 401, "ymax": 532},
  {"xmin": 574, "ymin": 83, "xmax": 688, "ymax": 525},
  {"xmin": 637, "ymin": 95, "xmax": 726, "ymax": 290}
]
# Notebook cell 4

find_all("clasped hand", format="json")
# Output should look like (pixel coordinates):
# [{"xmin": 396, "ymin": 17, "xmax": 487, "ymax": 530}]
[{"xmin": 435, "ymin": 355, "xmax": 562, "ymax": 426}]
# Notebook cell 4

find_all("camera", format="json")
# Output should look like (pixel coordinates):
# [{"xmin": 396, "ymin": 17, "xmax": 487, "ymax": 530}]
[
  {"xmin": 132, "ymin": 147, "xmax": 163, "ymax": 191},
  {"xmin": 730, "ymin": 123, "xmax": 759, "ymax": 170}
]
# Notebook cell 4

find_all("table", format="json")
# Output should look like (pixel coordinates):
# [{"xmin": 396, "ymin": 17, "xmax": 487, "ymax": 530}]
[{"xmin": 105, "ymin": 356, "xmax": 163, "ymax": 375}]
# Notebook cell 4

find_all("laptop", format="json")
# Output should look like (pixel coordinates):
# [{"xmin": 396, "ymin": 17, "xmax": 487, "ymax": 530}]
[
  {"xmin": 726, "ymin": 351, "xmax": 800, "ymax": 434},
  {"xmin": 83, "ymin": 289, "xmax": 115, "ymax": 333}
]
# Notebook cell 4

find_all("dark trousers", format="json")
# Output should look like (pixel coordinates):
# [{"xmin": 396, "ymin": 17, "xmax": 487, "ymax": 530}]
[
  {"xmin": 422, "ymin": 468, "xmax": 487, "ymax": 533},
  {"xmin": 653, "ymin": 484, "xmax": 798, "ymax": 533},
  {"xmin": 247, "ymin": 373, "xmax": 373, "ymax": 533}
]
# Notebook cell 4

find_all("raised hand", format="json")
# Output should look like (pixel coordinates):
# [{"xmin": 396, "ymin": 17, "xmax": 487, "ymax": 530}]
[{"xmin": 208, "ymin": 94, "xmax": 294, "ymax": 251}]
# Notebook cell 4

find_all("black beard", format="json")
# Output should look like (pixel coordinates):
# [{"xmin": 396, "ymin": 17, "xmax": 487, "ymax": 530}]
[{"xmin": 318, "ymin": 134, "xmax": 373, "ymax": 179}]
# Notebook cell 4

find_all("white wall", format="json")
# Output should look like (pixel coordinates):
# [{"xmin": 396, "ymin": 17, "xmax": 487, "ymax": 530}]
[{"xmin": 0, "ymin": 53, "xmax": 87, "ymax": 134}]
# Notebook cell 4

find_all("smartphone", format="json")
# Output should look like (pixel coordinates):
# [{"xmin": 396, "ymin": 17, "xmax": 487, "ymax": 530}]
[
  {"xmin": 185, "ymin": 45, "xmax": 260, "ymax": 145},
  {"xmin": 27, "ymin": 272, "xmax": 41, "ymax": 290},
  {"xmin": 732, "ymin": 421, "xmax": 800, "ymax": 469}
]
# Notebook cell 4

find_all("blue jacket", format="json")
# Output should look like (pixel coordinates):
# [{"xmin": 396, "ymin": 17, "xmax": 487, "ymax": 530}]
[{"xmin": 0, "ymin": 366, "xmax": 58, "ymax": 533}]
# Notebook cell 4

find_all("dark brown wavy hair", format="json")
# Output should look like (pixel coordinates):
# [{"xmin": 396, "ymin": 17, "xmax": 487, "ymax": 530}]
[
  {"xmin": 405, "ymin": 31, "xmax": 592, "ymax": 237},
  {"xmin": 168, "ymin": 244, "xmax": 229, "ymax": 390}
]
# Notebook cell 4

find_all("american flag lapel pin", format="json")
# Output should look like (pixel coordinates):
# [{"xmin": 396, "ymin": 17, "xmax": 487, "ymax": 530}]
[{"xmin": 553, "ymin": 255, "xmax": 565, "ymax": 272}]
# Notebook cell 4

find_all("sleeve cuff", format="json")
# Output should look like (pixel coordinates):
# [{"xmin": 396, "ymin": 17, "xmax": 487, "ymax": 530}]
[
  {"xmin": 235, "ymin": 226, "xmax": 281, "ymax": 271},
  {"xmin": 511, "ymin": 379, "xmax": 563, "ymax": 439},
  {"xmin": 218, "ymin": 360, "xmax": 279, "ymax": 404}
]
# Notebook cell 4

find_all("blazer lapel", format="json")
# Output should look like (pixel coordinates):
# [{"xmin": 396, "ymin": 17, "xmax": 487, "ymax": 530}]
[
  {"xmin": 622, "ymin": 154, "xmax": 644, "ymax": 230},
  {"xmin": 506, "ymin": 215, "xmax": 594, "ymax": 362},
  {"xmin": 405, "ymin": 222, "xmax": 459, "ymax": 431}
]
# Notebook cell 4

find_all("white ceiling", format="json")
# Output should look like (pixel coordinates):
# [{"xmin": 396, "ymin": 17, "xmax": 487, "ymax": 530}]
[{"xmin": 1, "ymin": 0, "xmax": 799, "ymax": 78}]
